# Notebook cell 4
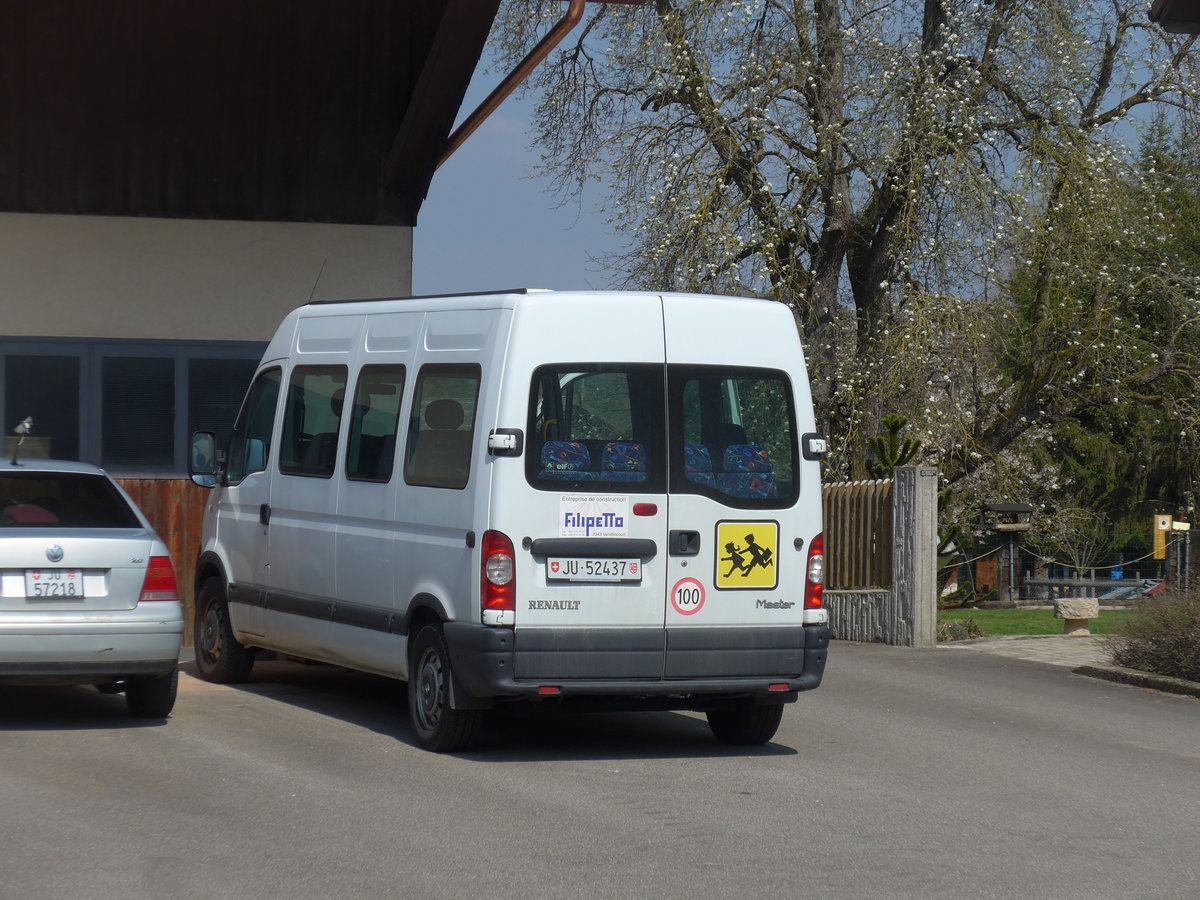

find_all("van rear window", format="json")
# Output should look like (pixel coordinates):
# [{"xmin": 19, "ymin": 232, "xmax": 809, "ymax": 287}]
[
  {"xmin": 668, "ymin": 366, "xmax": 798, "ymax": 507},
  {"xmin": 527, "ymin": 364, "xmax": 799, "ymax": 507},
  {"xmin": 527, "ymin": 364, "xmax": 665, "ymax": 492}
]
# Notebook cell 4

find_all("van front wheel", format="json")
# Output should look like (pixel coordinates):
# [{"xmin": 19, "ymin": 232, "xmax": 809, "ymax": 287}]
[
  {"xmin": 194, "ymin": 577, "xmax": 255, "ymax": 684},
  {"xmin": 408, "ymin": 625, "xmax": 484, "ymax": 752},
  {"xmin": 706, "ymin": 701, "xmax": 784, "ymax": 745}
]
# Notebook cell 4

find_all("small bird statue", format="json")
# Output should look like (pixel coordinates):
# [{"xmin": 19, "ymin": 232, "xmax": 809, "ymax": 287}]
[{"xmin": 11, "ymin": 417, "xmax": 32, "ymax": 466}]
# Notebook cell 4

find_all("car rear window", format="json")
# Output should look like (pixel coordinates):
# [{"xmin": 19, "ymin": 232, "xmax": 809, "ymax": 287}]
[{"xmin": 0, "ymin": 472, "xmax": 141, "ymax": 528}]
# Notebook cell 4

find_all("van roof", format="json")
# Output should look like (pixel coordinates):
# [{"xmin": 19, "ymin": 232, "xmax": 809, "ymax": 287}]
[
  {"xmin": 306, "ymin": 289, "xmax": 780, "ymax": 309},
  {"xmin": 308, "ymin": 287, "xmax": 553, "ymax": 306}
]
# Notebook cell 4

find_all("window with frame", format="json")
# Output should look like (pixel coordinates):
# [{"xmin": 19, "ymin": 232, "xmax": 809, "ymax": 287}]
[
  {"xmin": 669, "ymin": 365, "xmax": 798, "ymax": 507},
  {"xmin": 225, "ymin": 367, "xmax": 281, "ymax": 484},
  {"xmin": 279, "ymin": 366, "xmax": 348, "ymax": 478},
  {"xmin": 527, "ymin": 364, "xmax": 665, "ymax": 492},
  {"xmin": 0, "ymin": 338, "xmax": 265, "ymax": 475},
  {"xmin": 188, "ymin": 358, "xmax": 260, "ymax": 456},
  {"xmin": 4, "ymin": 355, "xmax": 80, "ymax": 461},
  {"xmin": 345, "ymin": 365, "xmax": 405, "ymax": 482},
  {"xmin": 101, "ymin": 357, "xmax": 174, "ymax": 466},
  {"xmin": 404, "ymin": 364, "xmax": 480, "ymax": 490}
]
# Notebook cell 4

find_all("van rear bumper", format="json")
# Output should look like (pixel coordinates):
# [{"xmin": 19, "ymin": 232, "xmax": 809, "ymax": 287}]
[{"xmin": 444, "ymin": 622, "xmax": 829, "ymax": 702}]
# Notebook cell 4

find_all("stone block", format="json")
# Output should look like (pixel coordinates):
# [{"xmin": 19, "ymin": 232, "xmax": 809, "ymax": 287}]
[{"xmin": 1054, "ymin": 597, "xmax": 1099, "ymax": 620}]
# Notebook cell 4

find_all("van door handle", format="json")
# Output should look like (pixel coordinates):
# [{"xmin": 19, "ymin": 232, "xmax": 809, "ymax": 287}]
[
  {"xmin": 669, "ymin": 530, "xmax": 700, "ymax": 556},
  {"xmin": 259, "ymin": 503, "xmax": 271, "ymax": 526}
]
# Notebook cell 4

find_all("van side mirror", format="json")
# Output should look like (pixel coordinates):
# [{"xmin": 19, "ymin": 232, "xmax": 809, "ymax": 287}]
[{"xmin": 190, "ymin": 431, "xmax": 218, "ymax": 488}]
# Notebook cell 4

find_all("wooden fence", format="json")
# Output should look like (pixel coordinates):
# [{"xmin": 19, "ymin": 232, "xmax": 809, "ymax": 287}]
[
  {"xmin": 823, "ymin": 478, "xmax": 893, "ymax": 588},
  {"xmin": 117, "ymin": 477, "xmax": 208, "ymax": 639},
  {"xmin": 821, "ymin": 468, "xmax": 938, "ymax": 647}
]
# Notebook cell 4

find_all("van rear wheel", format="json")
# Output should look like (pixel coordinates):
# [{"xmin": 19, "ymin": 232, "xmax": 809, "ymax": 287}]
[
  {"xmin": 706, "ymin": 700, "xmax": 784, "ymax": 745},
  {"xmin": 194, "ymin": 577, "xmax": 255, "ymax": 683},
  {"xmin": 408, "ymin": 624, "xmax": 484, "ymax": 752}
]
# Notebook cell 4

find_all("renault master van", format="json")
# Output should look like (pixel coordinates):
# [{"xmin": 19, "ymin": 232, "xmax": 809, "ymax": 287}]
[{"xmin": 190, "ymin": 290, "xmax": 829, "ymax": 751}]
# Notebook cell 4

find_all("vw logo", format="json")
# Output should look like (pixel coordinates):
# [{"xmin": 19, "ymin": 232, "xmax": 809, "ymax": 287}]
[{"xmin": 45, "ymin": 545, "xmax": 64, "ymax": 563}]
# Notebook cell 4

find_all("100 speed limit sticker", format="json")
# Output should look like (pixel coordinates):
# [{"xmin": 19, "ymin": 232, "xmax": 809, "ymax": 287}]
[{"xmin": 671, "ymin": 577, "xmax": 706, "ymax": 616}]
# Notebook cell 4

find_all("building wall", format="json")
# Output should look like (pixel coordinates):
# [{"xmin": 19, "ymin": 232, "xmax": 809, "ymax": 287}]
[{"xmin": 0, "ymin": 212, "xmax": 413, "ymax": 342}]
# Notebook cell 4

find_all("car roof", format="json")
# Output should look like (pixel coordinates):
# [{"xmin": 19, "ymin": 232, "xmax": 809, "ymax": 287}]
[{"xmin": 0, "ymin": 458, "xmax": 111, "ymax": 476}]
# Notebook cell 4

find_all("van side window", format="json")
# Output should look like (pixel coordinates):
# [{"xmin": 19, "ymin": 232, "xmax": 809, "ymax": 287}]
[
  {"xmin": 404, "ymin": 364, "xmax": 480, "ymax": 490},
  {"xmin": 527, "ymin": 364, "xmax": 665, "ymax": 492},
  {"xmin": 279, "ymin": 366, "xmax": 349, "ymax": 478},
  {"xmin": 225, "ymin": 367, "xmax": 281, "ymax": 484},
  {"xmin": 669, "ymin": 366, "xmax": 798, "ymax": 507},
  {"xmin": 346, "ymin": 365, "xmax": 405, "ymax": 483}
]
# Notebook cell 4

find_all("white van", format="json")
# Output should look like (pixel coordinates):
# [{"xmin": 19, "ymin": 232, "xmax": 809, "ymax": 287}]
[{"xmin": 190, "ymin": 290, "xmax": 829, "ymax": 751}]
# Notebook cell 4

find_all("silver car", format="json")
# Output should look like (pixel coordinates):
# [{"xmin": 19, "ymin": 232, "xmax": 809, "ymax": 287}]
[{"xmin": 0, "ymin": 459, "xmax": 184, "ymax": 717}]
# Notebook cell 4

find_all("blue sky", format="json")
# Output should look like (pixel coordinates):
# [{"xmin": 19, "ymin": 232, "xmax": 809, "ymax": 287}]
[{"xmin": 412, "ymin": 52, "xmax": 627, "ymax": 295}]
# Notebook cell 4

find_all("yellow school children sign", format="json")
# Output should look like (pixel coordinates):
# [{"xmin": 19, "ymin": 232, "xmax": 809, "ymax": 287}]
[{"xmin": 715, "ymin": 521, "xmax": 778, "ymax": 590}]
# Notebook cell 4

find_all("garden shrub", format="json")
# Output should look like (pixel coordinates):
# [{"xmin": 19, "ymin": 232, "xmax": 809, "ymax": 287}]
[
  {"xmin": 1105, "ymin": 590, "xmax": 1200, "ymax": 682},
  {"xmin": 937, "ymin": 618, "xmax": 984, "ymax": 642}
]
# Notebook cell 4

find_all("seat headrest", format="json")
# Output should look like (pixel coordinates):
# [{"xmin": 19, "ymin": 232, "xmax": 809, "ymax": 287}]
[{"xmin": 424, "ymin": 398, "xmax": 465, "ymax": 430}]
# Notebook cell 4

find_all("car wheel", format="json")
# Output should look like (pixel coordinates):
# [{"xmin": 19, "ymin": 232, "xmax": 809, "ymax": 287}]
[
  {"xmin": 706, "ymin": 701, "xmax": 784, "ymax": 745},
  {"xmin": 195, "ymin": 577, "xmax": 255, "ymax": 683},
  {"xmin": 408, "ymin": 624, "xmax": 484, "ymax": 752},
  {"xmin": 125, "ymin": 667, "xmax": 179, "ymax": 718}
]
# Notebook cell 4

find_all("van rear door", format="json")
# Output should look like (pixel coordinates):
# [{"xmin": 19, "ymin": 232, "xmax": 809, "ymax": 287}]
[
  {"xmin": 502, "ymin": 295, "xmax": 669, "ymax": 680},
  {"xmin": 661, "ymin": 296, "xmax": 816, "ymax": 678}
]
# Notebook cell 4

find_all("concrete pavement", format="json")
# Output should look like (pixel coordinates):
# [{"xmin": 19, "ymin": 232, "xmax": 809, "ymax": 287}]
[
  {"xmin": 940, "ymin": 633, "xmax": 1200, "ymax": 699},
  {"xmin": 939, "ymin": 633, "xmax": 1111, "ymax": 668}
]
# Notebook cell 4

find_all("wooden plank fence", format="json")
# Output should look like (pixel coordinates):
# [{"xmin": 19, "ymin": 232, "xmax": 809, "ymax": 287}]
[
  {"xmin": 117, "ymin": 478, "xmax": 208, "ymax": 640},
  {"xmin": 823, "ymin": 478, "xmax": 893, "ymax": 588},
  {"xmin": 821, "ymin": 469, "xmax": 938, "ymax": 647}
]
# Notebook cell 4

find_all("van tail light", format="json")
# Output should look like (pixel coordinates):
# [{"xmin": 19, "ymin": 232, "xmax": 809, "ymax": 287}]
[
  {"xmin": 481, "ymin": 530, "xmax": 516, "ymax": 613},
  {"xmin": 139, "ymin": 556, "xmax": 180, "ymax": 603},
  {"xmin": 804, "ymin": 533, "xmax": 824, "ymax": 609}
]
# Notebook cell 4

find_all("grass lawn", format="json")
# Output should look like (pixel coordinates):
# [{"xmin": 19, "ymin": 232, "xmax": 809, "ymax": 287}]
[{"xmin": 939, "ymin": 607, "xmax": 1132, "ymax": 637}]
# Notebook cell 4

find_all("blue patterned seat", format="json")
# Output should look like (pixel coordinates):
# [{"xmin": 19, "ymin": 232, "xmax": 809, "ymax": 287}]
[
  {"xmin": 600, "ymin": 441, "xmax": 648, "ymax": 482},
  {"xmin": 539, "ymin": 440, "xmax": 597, "ymax": 480},
  {"xmin": 717, "ymin": 444, "xmax": 777, "ymax": 498},
  {"xmin": 683, "ymin": 443, "xmax": 715, "ymax": 487}
]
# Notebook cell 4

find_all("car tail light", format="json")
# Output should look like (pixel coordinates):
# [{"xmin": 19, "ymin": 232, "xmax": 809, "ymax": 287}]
[
  {"xmin": 139, "ymin": 556, "xmax": 180, "ymax": 603},
  {"xmin": 481, "ymin": 530, "xmax": 515, "ymax": 613},
  {"xmin": 804, "ymin": 533, "xmax": 824, "ymax": 609}
]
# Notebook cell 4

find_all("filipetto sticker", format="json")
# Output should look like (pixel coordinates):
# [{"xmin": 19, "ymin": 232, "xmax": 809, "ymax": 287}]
[
  {"xmin": 559, "ymin": 494, "xmax": 629, "ymax": 537},
  {"xmin": 715, "ymin": 521, "xmax": 779, "ymax": 590}
]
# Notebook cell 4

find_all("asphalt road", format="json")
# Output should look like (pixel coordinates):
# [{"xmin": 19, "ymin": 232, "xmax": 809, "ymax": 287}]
[{"xmin": 2, "ymin": 643, "xmax": 1197, "ymax": 900}]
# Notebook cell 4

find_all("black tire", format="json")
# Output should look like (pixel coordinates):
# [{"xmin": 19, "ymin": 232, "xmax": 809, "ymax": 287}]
[
  {"xmin": 706, "ymin": 700, "xmax": 784, "ymax": 745},
  {"xmin": 408, "ymin": 624, "xmax": 484, "ymax": 752},
  {"xmin": 125, "ymin": 667, "xmax": 179, "ymax": 718},
  {"xmin": 194, "ymin": 577, "xmax": 255, "ymax": 684}
]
